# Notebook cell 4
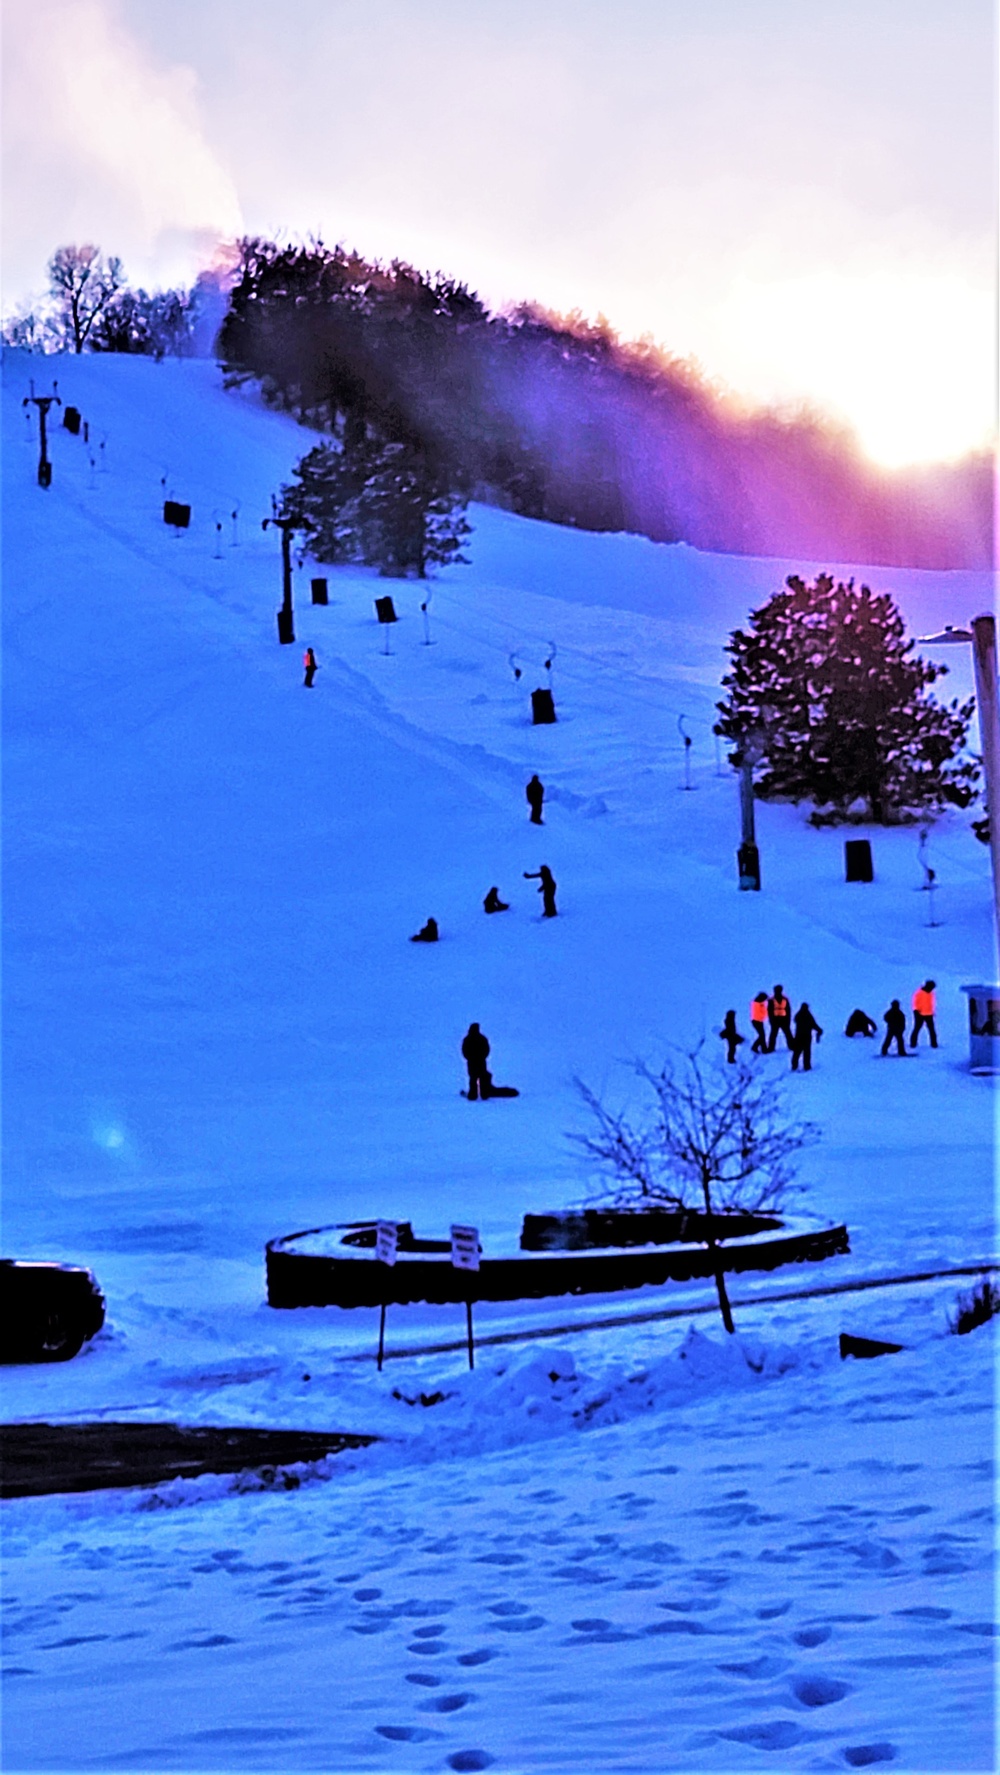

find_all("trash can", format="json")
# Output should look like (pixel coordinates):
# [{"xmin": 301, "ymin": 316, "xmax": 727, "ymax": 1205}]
[
  {"xmin": 960, "ymin": 985, "xmax": 1000, "ymax": 1074},
  {"xmin": 311, "ymin": 578, "xmax": 329, "ymax": 605},
  {"xmin": 531, "ymin": 688, "xmax": 557, "ymax": 724},
  {"xmin": 276, "ymin": 607, "xmax": 295, "ymax": 645},
  {"xmin": 845, "ymin": 839, "xmax": 873, "ymax": 882}
]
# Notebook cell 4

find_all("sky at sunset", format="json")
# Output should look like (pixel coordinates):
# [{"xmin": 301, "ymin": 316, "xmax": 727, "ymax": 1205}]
[{"xmin": 2, "ymin": 0, "xmax": 995, "ymax": 467}]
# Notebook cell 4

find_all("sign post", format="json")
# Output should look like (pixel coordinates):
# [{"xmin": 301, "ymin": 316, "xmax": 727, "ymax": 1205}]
[
  {"xmin": 375, "ymin": 1220, "xmax": 397, "ymax": 1371},
  {"xmin": 450, "ymin": 1224, "xmax": 480, "ymax": 1369}
]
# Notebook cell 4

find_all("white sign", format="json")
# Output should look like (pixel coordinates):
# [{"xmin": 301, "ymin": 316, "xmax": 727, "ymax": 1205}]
[
  {"xmin": 375, "ymin": 1221, "xmax": 398, "ymax": 1266},
  {"xmin": 450, "ymin": 1224, "xmax": 480, "ymax": 1272}
]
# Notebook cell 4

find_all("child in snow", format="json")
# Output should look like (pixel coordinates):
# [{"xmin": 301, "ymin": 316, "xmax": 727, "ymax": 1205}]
[
  {"xmin": 881, "ymin": 1000, "xmax": 908, "ymax": 1057},
  {"xmin": 483, "ymin": 886, "xmax": 510, "ymax": 914},
  {"xmin": 750, "ymin": 993, "xmax": 769, "ymax": 1053},
  {"xmin": 790, "ymin": 1002, "xmax": 823, "ymax": 1071},
  {"xmin": 844, "ymin": 1008, "xmax": 877, "ymax": 1038},
  {"xmin": 720, "ymin": 1010, "xmax": 745, "ymax": 1064},
  {"xmin": 526, "ymin": 775, "xmax": 545, "ymax": 825},
  {"xmin": 524, "ymin": 865, "xmax": 557, "ymax": 917},
  {"xmin": 410, "ymin": 917, "xmax": 439, "ymax": 943}
]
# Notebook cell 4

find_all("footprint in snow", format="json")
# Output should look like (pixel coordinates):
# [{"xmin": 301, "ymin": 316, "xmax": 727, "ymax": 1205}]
[
  {"xmin": 418, "ymin": 1693, "xmax": 473, "ymax": 1713},
  {"xmin": 406, "ymin": 1672, "xmax": 441, "ymax": 1687},
  {"xmin": 456, "ymin": 1649, "xmax": 496, "ymax": 1666},
  {"xmin": 842, "ymin": 1745, "xmax": 897, "ymax": 1767},
  {"xmin": 794, "ymin": 1625, "xmax": 832, "ymax": 1647},
  {"xmin": 791, "ymin": 1674, "xmax": 851, "ymax": 1707},
  {"xmin": 447, "ymin": 1753, "xmax": 494, "ymax": 1772},
  {"xmin": 375, "ymin": 1724, "xmax": 439, "ymax": 1742}
]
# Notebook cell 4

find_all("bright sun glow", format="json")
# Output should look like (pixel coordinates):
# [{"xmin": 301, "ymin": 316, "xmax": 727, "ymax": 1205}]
[{"xmin": 718, "ymin": 270, "xmax": 995, "ymax": 469}]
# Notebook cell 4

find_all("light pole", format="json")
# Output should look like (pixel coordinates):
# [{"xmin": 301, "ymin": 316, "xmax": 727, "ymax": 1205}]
[{"xmin": 918, "ymin": 616, "xmax": 1000, "ymax": 971}]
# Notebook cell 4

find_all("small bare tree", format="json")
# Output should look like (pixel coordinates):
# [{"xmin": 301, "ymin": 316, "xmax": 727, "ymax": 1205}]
[
  {"xmin": 571, "ymin": 1048, "xmax": 819, "ymax": 1332},
  {"xmin": 47, "ymin": 245, "xmax": 124, "ymax": 354}
]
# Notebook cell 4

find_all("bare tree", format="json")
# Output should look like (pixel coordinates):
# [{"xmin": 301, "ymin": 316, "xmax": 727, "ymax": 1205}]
[
  {"xmin": 47, "ymin": 245, "xmax": 125, "ymax": 353},
  {"xmin": 571, "ymin": 1048, "xmax": 819, "ymax": 1332}
]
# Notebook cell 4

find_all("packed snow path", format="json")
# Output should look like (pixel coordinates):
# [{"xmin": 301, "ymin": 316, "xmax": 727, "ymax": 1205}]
[{"xmin": 2, "ymin": 353, "xmax": 994, "ymax": 1771}]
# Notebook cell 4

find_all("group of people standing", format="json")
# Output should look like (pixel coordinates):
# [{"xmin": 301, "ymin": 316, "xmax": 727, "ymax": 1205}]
[
  {"xmin": 720, "ymin": 987, "xmax": 823, "ymax": 1071},
  {"xmin": 719, "ymin": 979, "xmax": 940, "ymax": 1072}
]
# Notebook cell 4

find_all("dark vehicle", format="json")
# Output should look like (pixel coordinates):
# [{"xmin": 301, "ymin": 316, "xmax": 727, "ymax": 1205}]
[{"xmin": 0, "ymin": 1261, "xmax": 106, "ymax": 1362}]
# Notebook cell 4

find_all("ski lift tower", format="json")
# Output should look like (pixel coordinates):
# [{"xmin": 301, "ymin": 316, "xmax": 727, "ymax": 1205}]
[{"xmin": 919, "ymin": 616, "xmax": 1000, "ymax": 1071}]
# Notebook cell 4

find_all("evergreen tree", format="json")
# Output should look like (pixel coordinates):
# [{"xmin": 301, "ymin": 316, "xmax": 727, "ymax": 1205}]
[
  {"xmin": 282, "ymin": 434, "xmax": 470, "ymax": 578},
  {"xmin": 715, "ymin": 573, "xmax": 978, "ymax": 824}
]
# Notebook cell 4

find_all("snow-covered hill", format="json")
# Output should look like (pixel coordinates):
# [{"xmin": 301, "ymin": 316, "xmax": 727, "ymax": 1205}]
[{"xmin": 2, "ymin": 352, "xmax": 994, "ymax": 1772}]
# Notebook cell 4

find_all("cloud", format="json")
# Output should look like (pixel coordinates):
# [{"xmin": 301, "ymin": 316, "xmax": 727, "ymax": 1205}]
[{"xmin": 2, "ymin": 0, "xmax": 243, "ymax": 298}]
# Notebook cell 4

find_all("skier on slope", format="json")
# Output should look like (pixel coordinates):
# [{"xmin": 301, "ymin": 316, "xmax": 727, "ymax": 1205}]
[
  {"xmin": 303, "ymin": 647, "xmax": 318, "ymax": 688},
  {"xmin": 526, "ymin": 775, "xmax": 545, "ymax": 825}
]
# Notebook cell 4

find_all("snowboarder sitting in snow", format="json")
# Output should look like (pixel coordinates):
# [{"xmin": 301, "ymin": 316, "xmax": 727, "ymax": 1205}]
[
  {"xmin": 524, "ymin": 864, "xmax": 557, "ymax": 917},
  {"xmin": 750, "ymin": 992, "xmax": 769, "ymax": 1054},
  {"xmin": 303, "ymin": 646, "xmax": 318, "ymax": 688},
  {"xmin": 526, "ymin": 774, "xmax": 545, "ymax": 825},
  {"xmin": 410, "ymin": 917, "xmax": 439, "ymax": 943},
  {"xmin": 844, "ymin": 1008, "xmax": 877, "ymax": 1038},
  {"xmin": 790, "ymin": 1002, "xmax": 822, "ymax": 1071},
  {"xmin": 483, "ymin": 886, "xmax": 510, "ymax": 914},
  {"xmin": 462, "ymin": 1022, "xmax": 491, "ymax": 1100},
  {"xmin": 767, "ymin": 984, "xmax": 793, "ymax": 1051},
  {"xmin": 720, "ymin": 1010, "xmax": 745, "ymax": 1064},
  {"xmin": 881, "ymin": 999, "xmax": 908, "ymax": 1057}
]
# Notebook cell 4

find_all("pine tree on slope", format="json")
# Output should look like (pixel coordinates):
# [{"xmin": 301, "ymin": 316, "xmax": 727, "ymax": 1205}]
[{"xmin": 714, "ymin": 573, "xmax": 978, "ymax": 824}]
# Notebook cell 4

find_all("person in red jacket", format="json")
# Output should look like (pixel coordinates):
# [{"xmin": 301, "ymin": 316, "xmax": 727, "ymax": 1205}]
[
  {"xmin": 750, "ymin": 992, "xmax": 769, "ymax": 1054},
  {"xmin": 910, "ymin": 979, "xmax": 938, "ymax": 1048},
  {"xmin": 303, "ymin": 646, "xmax": 318, "ymax": 688}
]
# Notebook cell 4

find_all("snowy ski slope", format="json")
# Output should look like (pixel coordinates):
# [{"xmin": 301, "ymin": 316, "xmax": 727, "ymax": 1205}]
[{"xmin": 1, "ymin": 352, "xmax": 995, "ymax": 1772}]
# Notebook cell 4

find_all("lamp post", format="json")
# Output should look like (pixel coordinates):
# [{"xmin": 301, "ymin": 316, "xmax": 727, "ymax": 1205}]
[
  {"xmin": 262, "ymin": 503, "xmax": 298, "ymax": 645},
  {"xmin": 918, "ymin": 616, "xmax": 1000, "ymax": 970},
  {"xmin": 733, "ymin": 730, "xmax": 765, "ymax": 890}
]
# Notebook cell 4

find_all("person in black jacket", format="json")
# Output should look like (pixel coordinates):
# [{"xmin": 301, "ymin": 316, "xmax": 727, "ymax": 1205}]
[
  {"xmin": 881, "ymin": 999, "xmax": 908, "ymax": 1057},
  {"xmin": 483, "ymin": 886, "xmax": 509, "ymax": 914},
  {"xmin": 845, "ymin": 1008, "xmax": 877, "ymax": 1037},
  {"xmin": 461, "ymin": 1022, "xmax": 491, "ymax": 1100},
  {"xmin": 524, "ymin": 864, "xmax": 557, "ymax": 917},
  {"xmin": 526, "ymin": 775, "xmax": 545, "ymax": 824},
  {"xmin": 790, "ymin": 1002, "xmax": 823, "ymax": 1071},
  {"xmin": 410, "ymin": 917, "xmax": 439, "ymax": 943},
  {"xmin": 720, "ymin": 1010, "xmax": 745, "ymax": 1064}
]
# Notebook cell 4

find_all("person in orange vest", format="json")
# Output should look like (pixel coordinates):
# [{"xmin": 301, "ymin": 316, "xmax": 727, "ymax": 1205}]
[
  {"xmin": 767, "ymin": 984, "xmax": 793, "ymax": 1051},
  {"xmin": 910, "ymin": 979, "xmax": 938, "ymax": 1048},
  {"xmin": 303, "ymin": 646, "xmax": 318, "ymax": 688},
  {"xmin": 750, "ymin": 992, "xmax": 769, "ymax": 1053}
]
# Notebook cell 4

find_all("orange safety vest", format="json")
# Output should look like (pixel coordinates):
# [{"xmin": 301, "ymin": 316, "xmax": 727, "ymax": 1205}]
[
  {"xmin": 913, "ymin": 987, "xmax": 935, "ymax": 1016},
  {"xmin": 771, "ymin": 997, "xmax": 789, "ymax": 1020},
  {"xmin": 750, "ymin": 1001, "xmax": 767, "ymax": 1024}
]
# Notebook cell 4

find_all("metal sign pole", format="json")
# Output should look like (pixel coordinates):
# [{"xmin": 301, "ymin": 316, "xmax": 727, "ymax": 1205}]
[
  {"xmin": 450, "ymin": 1223, "xmax": 480, "ymax": 1370},
  {"xmin": 375, "ymin": 1221, "xmax": 397, "ymax": 1371}
]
